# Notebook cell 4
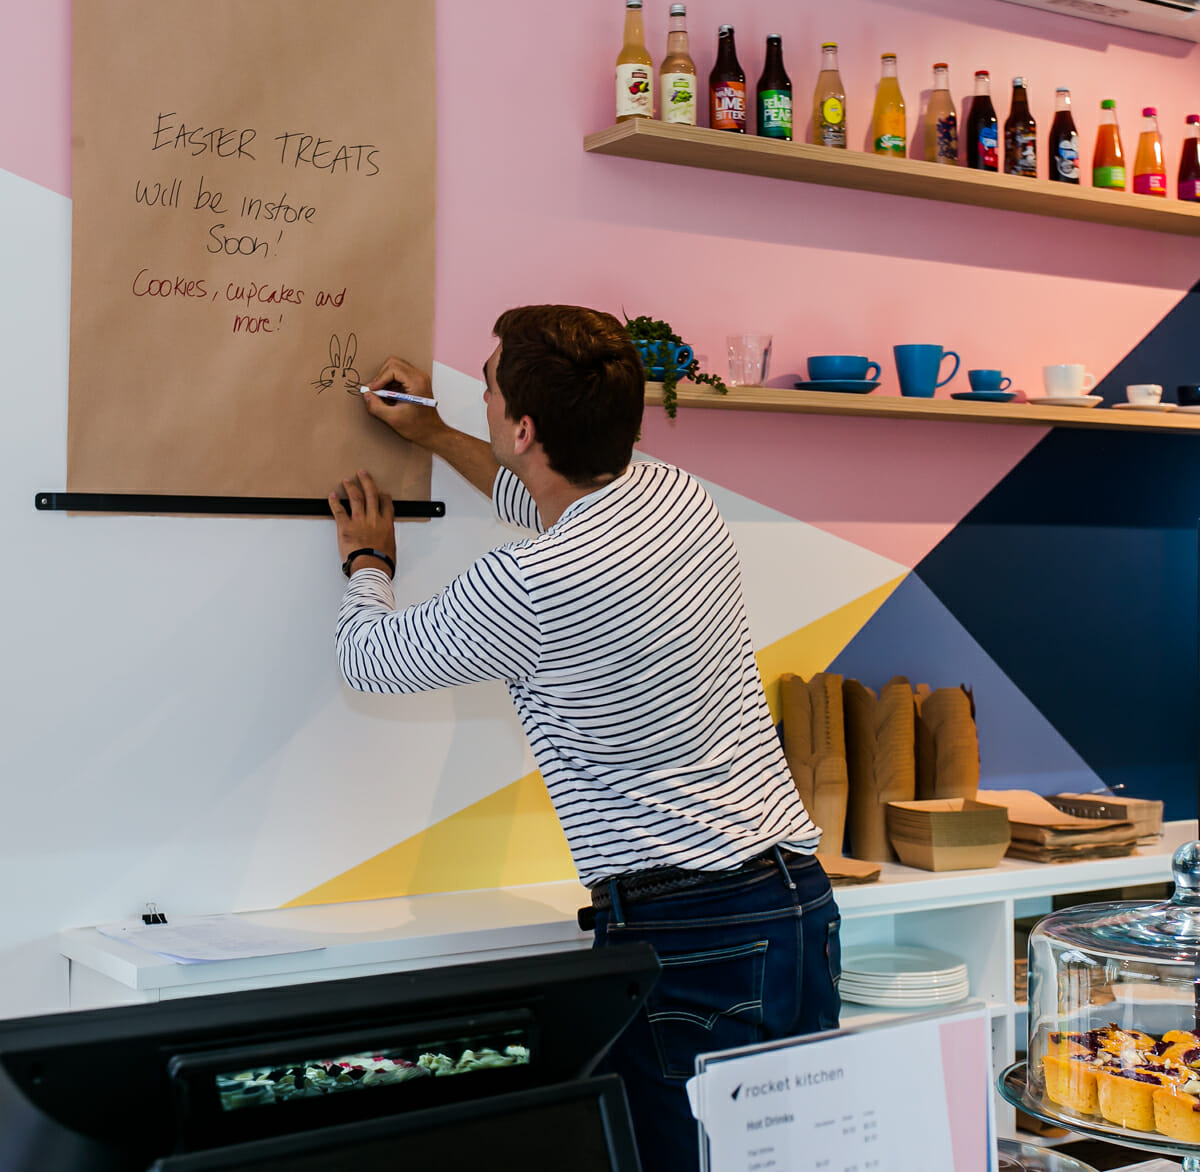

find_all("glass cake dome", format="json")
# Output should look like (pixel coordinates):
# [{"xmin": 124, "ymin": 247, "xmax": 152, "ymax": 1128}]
[{"xmin": 1025, "ymin": 841, "xmax": 1200, "ymax": 1149}]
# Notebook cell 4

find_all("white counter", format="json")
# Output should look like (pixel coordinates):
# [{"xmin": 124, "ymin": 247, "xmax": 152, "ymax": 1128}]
[{"xmin": 59, "ymin": 821, "xmax": 1196, "ymax": 1011}]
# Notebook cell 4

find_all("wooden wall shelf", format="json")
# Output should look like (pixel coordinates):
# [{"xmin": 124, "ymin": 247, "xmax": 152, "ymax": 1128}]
[
  {"xmin": 646, "ymin": 382, "xmax": 1200, "ymax": 433},
  {"xmin": 586, "ymin": 120, "xmax": 1200, "ymax": 236}
]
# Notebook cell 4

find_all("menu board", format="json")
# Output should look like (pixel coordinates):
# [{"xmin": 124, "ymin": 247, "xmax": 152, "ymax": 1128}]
[
  {"xmin": 688, "ymin": 1006, "xmax": 996, "ymax": 1172},
  {"xmin": 68, "ymin": 0, "xmax": 434, "ymax": 503}
]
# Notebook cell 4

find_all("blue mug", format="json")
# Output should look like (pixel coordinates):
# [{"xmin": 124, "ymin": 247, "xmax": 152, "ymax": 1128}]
[
  {"xmin": 807, "ymin": 354, "xmax": 881, "ymax": 382},
  {"xmin": 968, "ymin": 368, "xmax": 1012, "ymax": 392},
  {"xmin": 894, "ymin": 344, "xmax": 960, "ymax": 398}
]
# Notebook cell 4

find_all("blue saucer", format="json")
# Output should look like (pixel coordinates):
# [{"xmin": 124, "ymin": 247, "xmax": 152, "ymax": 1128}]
[
  {"xmin": 951, "ymin": 390, "xmax": 1017, "ymax": 403},
  {"xmin": 794, "ymin": 379, "xmax": 880, "ymax": 394}
]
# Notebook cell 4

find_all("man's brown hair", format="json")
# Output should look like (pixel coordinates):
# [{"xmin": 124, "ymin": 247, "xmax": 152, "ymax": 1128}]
[{"xmin": 492, "ymin": 305, "xmax": 644, "ymax": 485}]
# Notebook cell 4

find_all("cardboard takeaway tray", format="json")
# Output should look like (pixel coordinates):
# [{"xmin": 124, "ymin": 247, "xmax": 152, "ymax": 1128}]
[{"xmin": 884, "ymin": 797, "xmax": 1011, "ymax": 872}]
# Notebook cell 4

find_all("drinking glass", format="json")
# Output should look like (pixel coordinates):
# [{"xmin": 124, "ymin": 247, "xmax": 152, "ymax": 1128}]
[{"xmin": 727, "ymin": 334, "xmax": 772, "ymax": 387}]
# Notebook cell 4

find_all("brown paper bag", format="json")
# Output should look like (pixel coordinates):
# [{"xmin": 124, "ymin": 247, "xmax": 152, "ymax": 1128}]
[
  {"xmin": 779, "ymin": 672, "xmax": 848, "ymax": 857},
  {"xmin": 843, "ymin": 677, "xmax": 916, "ymax": 862}
]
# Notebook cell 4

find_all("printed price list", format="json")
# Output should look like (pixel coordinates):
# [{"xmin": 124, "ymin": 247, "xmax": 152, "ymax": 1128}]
[{"xmin": 740, "ymin": 1107, "xmax": 883, "ymax": 1172}]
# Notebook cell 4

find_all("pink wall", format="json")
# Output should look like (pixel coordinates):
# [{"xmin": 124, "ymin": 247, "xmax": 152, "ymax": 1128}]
[
  {"xmin": 6, "ymin": 0, "xmax": 1197, "ymax": 401},
  {"xmin": 433, "ymin": 0, "xmax": 1200, "ymax": 404}
]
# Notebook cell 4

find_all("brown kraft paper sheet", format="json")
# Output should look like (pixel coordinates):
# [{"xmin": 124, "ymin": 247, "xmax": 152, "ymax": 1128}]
[{"xmin": 69, "ymin": 0, "xmax": 434, "ymax": 504}]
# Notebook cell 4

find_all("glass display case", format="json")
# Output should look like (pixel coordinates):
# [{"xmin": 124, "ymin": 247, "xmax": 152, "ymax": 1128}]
[{"xmin": 1000, "ymin": 841, "xmax": 1200, "ymax": 1169}]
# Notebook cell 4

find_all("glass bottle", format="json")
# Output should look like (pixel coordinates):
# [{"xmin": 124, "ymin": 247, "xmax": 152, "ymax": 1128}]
[
  {"xmin": 1092, "ymin": 99, "xmax": 1126, "ymax": 190},
  {"xmin": 872, "ymin": 53, "xmax": 906, "ymax": 156},
  {"xmin": 756, "ymin": 34, "xmax": 792, "ymax": 139},
  {"xmin": 1179, "ymin": 114, "xmax": 1200, "ymax": 201},
  {"xmin": 1048, "ymin": 87, "xmax": 1080, "ymax": 184},
  {"xmin": 709, "ymin": 25, "xmax": 746, "ymax": 133},
  {"xmin": 1004, "ymin": 77, "xmax": 1037, "ymax": 177},
  {"xmin": 924, "ymin": 63, "xmax": 957, "ymax": 164},
  {"xmin": 615, "ymin": 0, "xmax": 653, "ymax": 121},
  {"xmin": 659, "ymin": 4, "xmax": 697, "ymax": 126},
  {"xmin": 1133, "ymin": 107, "xmax": 1167, "ymax": 196},
  {"xmin": 965, "ymin": 70, "xmax": 998, "ymax": 171},
  {"xmin": 811, "ymin": 42, "xmax": 847, "ymax": 148}
]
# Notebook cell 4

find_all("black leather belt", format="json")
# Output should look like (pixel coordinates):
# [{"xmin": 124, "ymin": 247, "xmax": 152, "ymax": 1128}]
[{"xmin": 587, "ymin": 846, "xmax": 813, "ymax": 914}]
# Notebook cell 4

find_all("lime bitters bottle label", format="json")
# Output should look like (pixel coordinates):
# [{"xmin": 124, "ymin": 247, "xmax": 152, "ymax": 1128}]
[
  {"xmin": 759, "ymin": 90, "xmax": 792, "ymax": 138},
  {"xmin": 819, "ymin": 97, "xmax": 845, "ymax": 146},
  {"xmin": 1094, "ymin": 165, "xmax": 1126, "ymax": 188},
  {"xmin": 616, "ymin": 63, "xmax": 653, "ymax": 118},
  {"xmin": 712, "ymin": 82, "xmax": 746, "ymax": 130},
  {"xmin": 661, "ymin": 72, "xmax": 696, "ymax": 124}
]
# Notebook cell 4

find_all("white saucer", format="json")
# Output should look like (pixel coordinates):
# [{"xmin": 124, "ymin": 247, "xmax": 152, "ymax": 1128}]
[
  {"xmin": 840, "ymin": 945, "xmax": 966, "ymax": 978},
  {"xmin": 1111, "ymin": 401, "xmax": 1176, "ymax": 411},
  {"xmin": 1027, "ymin": 395, "xmax": 1101, "ymax": 407},
  {"xmin": 1175, "ymin": 404, "xmax": 1200, "ymax": 413}
]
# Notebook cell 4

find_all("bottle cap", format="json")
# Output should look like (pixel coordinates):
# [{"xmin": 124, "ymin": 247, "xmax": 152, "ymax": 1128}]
[
  {"xmin": 821, "ymin": 41, "xmax": 838, "ymax": 49},
  {"xmin": 719, "ymin": 24, "xmax": 733, "ymax": 33},
  {"xmin": 1056, "ymin": 86, "xmax": 1070, "ymax": 94},
  {"xmin": 767, "ymin": 33, "xmax": 781, "ymax": 40},
  {"xmin": 1101, "ymin": 99, "xmax": 1116, "ymax": 109},
  {"xmin": 881, "ymin": 52, "xmax": 897, "ymax": 59},
  {"xmin": 1143, "ymin": 106, "xmax": 1157, "ymax": 116},
  {"xmin": 933, "ymin": 61, "xmax": 948, "ymax": 69},
  {"xmin": 1013, "ymin": 76, "xmax": 1026, "ymax": 86},
  {"xmin": 625, "ymin": 0, "xmax": 642, "ymax": 8},
  {"xmin": 1188, "ymin": 114, "xmax": 1200, "ymax": 124},
  {"xmin": 975, "ymin": 69, "xmax": 990, "ymax": 77},
  {"xmin": 669, "ymin": 3, "xmax": 686, "ymax": 13}
]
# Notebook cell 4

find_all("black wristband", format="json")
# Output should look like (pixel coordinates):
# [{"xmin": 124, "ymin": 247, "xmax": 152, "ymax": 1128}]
[{"xmin": 342, "ymin": 548, "xmax": 396, "ymax": 579}]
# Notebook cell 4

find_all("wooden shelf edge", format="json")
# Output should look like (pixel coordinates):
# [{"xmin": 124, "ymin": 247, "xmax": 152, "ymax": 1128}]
[
  {"xmin": 588, "ymin": 120, "xmax": 1200, "ymax": 236},
  {"xmin": 645, "ymin": 383, "xmax": 1200, "ymax": 433}
]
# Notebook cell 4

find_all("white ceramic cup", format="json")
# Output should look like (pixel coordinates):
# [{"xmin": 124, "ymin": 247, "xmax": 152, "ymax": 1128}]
[
  {"xmin": 1125, "ymin": 383, "xmax": 1163, "ymax": 404},
  {"xmin": 1042, "ymin": 364, "xmax": 1097, "ymax": 397}
]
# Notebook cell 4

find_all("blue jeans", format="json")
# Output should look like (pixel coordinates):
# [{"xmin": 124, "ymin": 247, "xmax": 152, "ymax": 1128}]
[{"xmin": 592, "ymin": 852, "xmax": 841, "ymax": 1172}]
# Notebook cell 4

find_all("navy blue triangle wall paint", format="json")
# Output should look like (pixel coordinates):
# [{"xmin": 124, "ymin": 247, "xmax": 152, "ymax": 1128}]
[
  {"xmin": 916, "ymin": 426, "xmax": 1200, "ymax": 821},
  {"xmin": 1095, "ymin": 279, "xmax": 1200, "ymax": 405}
]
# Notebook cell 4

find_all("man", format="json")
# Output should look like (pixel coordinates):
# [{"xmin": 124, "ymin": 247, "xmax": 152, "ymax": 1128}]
[{"xmin": 329, "ymin": 304, "xmax": 840, "ymax": 1172}]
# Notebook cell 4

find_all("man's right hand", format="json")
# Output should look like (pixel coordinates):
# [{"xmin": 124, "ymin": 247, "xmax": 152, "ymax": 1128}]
[{"xmin": 363, "ymin": 356, "xmax": 447, "ymax": 448}]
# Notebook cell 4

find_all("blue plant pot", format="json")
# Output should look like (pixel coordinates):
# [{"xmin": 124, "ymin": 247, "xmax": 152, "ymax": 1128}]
[{"xmin": 634, "ymin": 340, "xmax": 694, "ymax": 381}]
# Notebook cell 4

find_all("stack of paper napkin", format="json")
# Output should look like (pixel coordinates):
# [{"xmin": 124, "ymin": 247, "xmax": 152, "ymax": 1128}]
[{"xmin": 981, "ymin": 790, "xmax": 1139, "ymax": 862}]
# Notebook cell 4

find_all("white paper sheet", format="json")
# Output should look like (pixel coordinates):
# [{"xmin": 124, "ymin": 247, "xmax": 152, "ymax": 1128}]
[{"xmin": 96, "ymin": 915, "xmax": 326, "ymax": 963}]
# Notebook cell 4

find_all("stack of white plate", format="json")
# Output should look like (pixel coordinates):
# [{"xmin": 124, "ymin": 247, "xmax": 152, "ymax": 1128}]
[{"xmin": 840, "ymin": 945, "xmax": 970, "ymax": 1009}]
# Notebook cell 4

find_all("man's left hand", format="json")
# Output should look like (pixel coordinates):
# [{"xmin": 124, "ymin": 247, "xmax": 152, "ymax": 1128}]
[{"xmin": 329, "ymin": 470, "xmax": 397, "ymax": 567}]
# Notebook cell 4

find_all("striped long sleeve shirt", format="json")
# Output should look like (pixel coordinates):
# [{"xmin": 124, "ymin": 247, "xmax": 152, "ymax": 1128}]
[{"xmin": 336, "ymin": 460, "xmax": 820, "ymax": 887}]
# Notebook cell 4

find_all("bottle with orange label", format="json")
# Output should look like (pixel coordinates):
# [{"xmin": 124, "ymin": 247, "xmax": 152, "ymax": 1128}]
[
  {"xmin": 811, "ymin": 42, "xmax": 846, "ymax": 148},
  {"xmin": 615, "ymin": 0, "xmax": 653, "ymax": 121},
  {"xmin": 709, "ymin": 25, "xmax": 746, "ymax": 132},
  {"xmin": 1133, "ymin": 107, "xmax": 1167, "ymax": 197}
]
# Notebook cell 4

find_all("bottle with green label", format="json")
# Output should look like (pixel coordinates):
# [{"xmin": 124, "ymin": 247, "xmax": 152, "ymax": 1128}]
[
  {"xmin": 756, "ymin": 34, "xmax": 792, "ymax": 139},
  {"xmin": 811, "ymin": 42, "xmax": 846, "ymax": 148},
  {"xmin": 1093, "ymin": 99, "xmax": 1126, "ymax": 190},
  {"xmin": 872, "ymin": 53, "xmax": 906, "ymax": 156}
]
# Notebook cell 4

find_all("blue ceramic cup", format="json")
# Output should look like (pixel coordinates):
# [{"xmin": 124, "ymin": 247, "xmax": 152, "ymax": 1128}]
[
  {"xmin": 968, "ymin": 368, "xmax": 1012, "ymax": 392},
  {"xmin": 894, "ymin": 344, "xmax": 960, "ymax": 397},
  {"xmin": 807, "ymin": 355, "xmax": 881, "ymax": 382}
]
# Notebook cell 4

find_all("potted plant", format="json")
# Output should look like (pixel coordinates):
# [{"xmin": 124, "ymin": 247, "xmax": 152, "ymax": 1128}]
[{"xmin": 623, "ymin": 314, "xmax": 728, "ymax": 419}]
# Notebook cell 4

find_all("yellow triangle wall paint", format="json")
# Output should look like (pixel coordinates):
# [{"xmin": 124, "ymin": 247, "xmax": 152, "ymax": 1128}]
[
  {"xmin": 757, "ymin": 574, "xmax": 906, "ymax": 721},
  {"xmin": 286, "ymin": 573, "xmax": 905, "ymax": 907},
  {"xmin": 284, "ymin": 771, "xmax": 575, "ymax": 907}
]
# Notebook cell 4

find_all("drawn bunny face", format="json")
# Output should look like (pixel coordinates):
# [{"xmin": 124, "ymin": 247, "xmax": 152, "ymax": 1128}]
[{"xmin": 312, "ymin": 333, "xmax": 360, "ymax": 393}]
